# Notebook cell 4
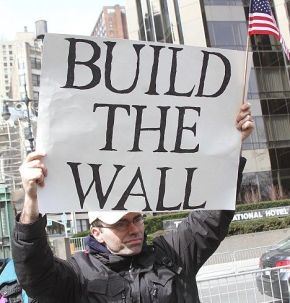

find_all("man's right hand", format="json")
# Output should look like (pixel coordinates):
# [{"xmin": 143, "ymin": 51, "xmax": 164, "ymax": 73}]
[{"xmin": 19, "ymin": 151, "xmax": 47, "ymax": 224}]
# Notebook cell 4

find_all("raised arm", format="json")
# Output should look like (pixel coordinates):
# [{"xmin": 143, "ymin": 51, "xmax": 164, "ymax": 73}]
[
  {"xmin": 154, "ymin": 103, "xmax": 254, "ymax": 275},
  {"xmin": 18, "ymin": 151, "xmax": 46, "ymax": 224},
  {"xmin": 12, "ymin": 152, "xmax": 81, "ymax": 302}
]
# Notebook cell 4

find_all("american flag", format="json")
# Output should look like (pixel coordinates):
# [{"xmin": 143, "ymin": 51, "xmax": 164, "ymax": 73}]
[{"xmin": 248, "ymin": 0, "xmax": 290, "ymax": 60}]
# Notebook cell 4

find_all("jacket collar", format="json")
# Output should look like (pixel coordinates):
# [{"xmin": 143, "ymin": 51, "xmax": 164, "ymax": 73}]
[{"xmin": 85, "ymin": 235, "xmax": 154, "ymax": 271}]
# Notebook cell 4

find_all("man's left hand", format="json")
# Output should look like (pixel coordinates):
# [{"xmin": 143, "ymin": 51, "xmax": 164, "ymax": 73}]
[{"xmin": 236, "ymin": 103, "xmax": 254, "ymax": 141}]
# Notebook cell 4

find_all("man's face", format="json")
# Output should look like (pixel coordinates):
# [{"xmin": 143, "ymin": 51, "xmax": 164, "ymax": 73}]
[{"xmin": 91, "ymin": 212, "xmax": 145, "ymax": 256}]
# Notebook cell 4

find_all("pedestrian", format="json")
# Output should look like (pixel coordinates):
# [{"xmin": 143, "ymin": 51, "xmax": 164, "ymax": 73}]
[{"xmin": 12, "ymin": 103, "xmax": 254, "ymax": 302}]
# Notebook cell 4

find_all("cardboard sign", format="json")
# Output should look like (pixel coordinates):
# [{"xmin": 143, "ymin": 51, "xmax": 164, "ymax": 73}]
[{"xmin": 37, "ymin": 34, "xmax": 247, "ymax": 213}]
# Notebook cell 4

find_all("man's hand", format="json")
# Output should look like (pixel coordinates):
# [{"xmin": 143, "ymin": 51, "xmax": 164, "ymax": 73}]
[
  {"xmin": 236, "ymin": 103, "xmax": 254, "ymax": 141},
  {"xmin": 19, "ymin": 151, "xmax": 47, "ymax": 224}
]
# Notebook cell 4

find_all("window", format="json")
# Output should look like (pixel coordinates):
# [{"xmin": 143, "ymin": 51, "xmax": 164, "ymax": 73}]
[
  {"xmin": 261, "ymin": 99, "xmax": 290, "ymax": 115},
  {"xmin": 76, "ymin": 219, "xmax": 89, "ymax": 232},
  {"xmin": 269, "ymin": 148, "xmax": 290, "ymax": 170},
  {"xmin": 253, "ymin": 51, "xmax": 284, "ymax": 67},
  {"xmin": 33, "ymin": 91, "xmax": 39, "ymax": 100},
  {"xmin": 264, "ymin": 116, "xmax": 290, "ymax": 146},
  {"xmin": 31, "ymin": 57, "xmax": 41, "ymax": 69},
  {"xmin": 32, "ymin": 74, "xmax": 40, "ymax": 86},
  {"xmin": 207, "ymin": 21, "xmax": 247, "ymax": 50},
  {"xmin": 255, "ymin": 67, "xmax": 290, "ymax": 95}
]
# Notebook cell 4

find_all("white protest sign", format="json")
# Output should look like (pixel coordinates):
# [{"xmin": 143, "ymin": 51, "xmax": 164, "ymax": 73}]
[{"xmin": 37, "ymin": 33, "xmax": 247, "ymax": 213}]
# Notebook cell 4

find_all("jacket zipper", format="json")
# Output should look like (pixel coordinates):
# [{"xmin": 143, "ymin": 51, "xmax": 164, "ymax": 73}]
[
  {"xmin": 152, "ymin": 282, "xmax": 158, "ymax": 299},
  {"xmin": 121, "ymin": 291, "xmax": 126, "ymax": 303}
]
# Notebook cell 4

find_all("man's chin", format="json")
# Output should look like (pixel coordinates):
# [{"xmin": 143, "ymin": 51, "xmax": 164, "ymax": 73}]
[{"xmin": 120, "ymin": 245, "xmax": 143, "ymax": 256}]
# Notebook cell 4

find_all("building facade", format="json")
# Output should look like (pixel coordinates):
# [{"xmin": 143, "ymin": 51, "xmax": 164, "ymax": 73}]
[
  {"xmin": 91, "ymin": 5, "xmax": 129, "ymax": 39},
  {"xmin": 125, "ymin": 0, "xmax": 290, "ymax": 202},
  {"xmin": 0, "ymin": 42, "xmax": 16, "ymax": 100},
  {"xmin": 0, "ymin": 29, "xmax": 41, "ymax": 194}
]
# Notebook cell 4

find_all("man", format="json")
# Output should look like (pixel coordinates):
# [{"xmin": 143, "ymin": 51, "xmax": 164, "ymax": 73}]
[{"xmin": 12, "ymin": 103, "xmax": 254, "ymax": 302}]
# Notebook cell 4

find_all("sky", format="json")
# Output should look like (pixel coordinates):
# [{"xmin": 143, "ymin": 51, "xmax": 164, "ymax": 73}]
[{"xmin": 0, "ymin": 0, "xmax": 125, "ymax": 41}]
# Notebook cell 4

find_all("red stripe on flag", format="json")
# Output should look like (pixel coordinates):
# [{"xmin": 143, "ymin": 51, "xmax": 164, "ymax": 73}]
[
  {"xmin": 249, "ymin": 23, "xmax": 280, "ymax": 33},
  {"xmin": 248, "ymin": 29, "xmax": 280, "ymax": 40},
  {"xmin": 249, "ymin": 15, "xmax": 274, "ymax": 22}
]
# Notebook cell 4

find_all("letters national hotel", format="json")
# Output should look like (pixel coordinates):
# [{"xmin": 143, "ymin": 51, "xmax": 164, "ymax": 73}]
[{"xmin": 121, "ymin": 0, "xmax": 290, "ymax": 202}]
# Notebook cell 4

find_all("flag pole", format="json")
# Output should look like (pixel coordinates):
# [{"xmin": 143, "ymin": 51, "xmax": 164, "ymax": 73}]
[
  {"xmin": 241, "ymin": 35, "xmax": 250, "ymax": 105},
  {"xmin": 242, "ymin": 0, "xmax": 252, "ymax": 105}
]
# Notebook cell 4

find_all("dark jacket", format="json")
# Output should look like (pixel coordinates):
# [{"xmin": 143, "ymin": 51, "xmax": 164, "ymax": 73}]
[{"xmin": 12, "ymin": 158, "xmax": 246, "ymax": 303}]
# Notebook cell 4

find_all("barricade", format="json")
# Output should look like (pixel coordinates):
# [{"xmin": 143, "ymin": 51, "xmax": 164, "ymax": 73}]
[{"xmin": 197, "ymin": 266, "xmax": 290, "ymax": 303}]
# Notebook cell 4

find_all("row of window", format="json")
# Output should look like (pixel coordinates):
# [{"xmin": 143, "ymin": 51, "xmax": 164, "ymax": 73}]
[
  {"xmin": 243, "ymin": 113, "xmax": 290, "ymax": 151},
  {"xmin": 239, "ymin": 167, "xmax": 290, "ymax": 202},
  {"xmin": 1, "ymin": 45, "xmax": 12, "ymax": 49},
  {"xmin": 3, "ymin": 62, "xmax": 13, "ymax": 67},
  {"xmin": 47, "ymin": 219, "xmax": 90, "ymax": 235},
  {"xmin": 2, "ymin": 57, "xmax": 14, "ymax": 61},
  {"xmin": 19, "ymin": 74, "xmax": 40, "ymax": 87}
]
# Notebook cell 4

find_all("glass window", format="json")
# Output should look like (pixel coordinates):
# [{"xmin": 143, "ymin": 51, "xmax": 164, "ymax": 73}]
[
  {"xmin": 253, "ymin": 51, "xmax": 284, "ymax": 67},
  {"xmin": 207, "ymin": 21, "xmax": 247, "ymax": 50},
  {"xmin": 265, "ymin": 117, "xmax": 290, "ymax": 145},
  {"xmin": 33, "ymin": 91, "xmax": 39, "ymax": 100},
  {"xmin": 32, "ymin": 74, "xmax": 40, "ymax": 86},
  {"xmin": 76, "ymin": 219, "xmax": 89, "ymax": 232},
  {"xmin": 247, "ymin": 68, "xmax": 259, "ymax": 99},
  {"xmin": 255, "ymin": 67, "xmax": 290, "ymax": 95},
  {"xmin": 31, "ymin": 57, "xmax": 41, "ymax": 69},
  {"xmin": 270, "ymin": 148, "xmax": 290, "ymax": 169},
  {"xmin": 268, "ymin": 99, "xmax": 288, "ymax": 115}
]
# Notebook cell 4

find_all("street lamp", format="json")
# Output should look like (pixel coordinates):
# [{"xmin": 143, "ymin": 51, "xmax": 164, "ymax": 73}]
[
  {"xmin": 23, "ymin": 84, "xmax": 35, "ymax": 153},
  {"xmin": 1, "ymin": 86, "xmax": 35, "ymax": 154},
  {"xmin": 1, "ymin": 102, "xmax": 11, "ymax": 121}
]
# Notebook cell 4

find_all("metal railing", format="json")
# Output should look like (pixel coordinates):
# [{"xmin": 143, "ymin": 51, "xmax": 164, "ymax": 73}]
[
  {"xmin": 198, "ymin": 266, "xmax": 290, "ymax": 303},
  {"xmin": 70, "ymin": 237, "xmax": 86, "ymax": 253}
]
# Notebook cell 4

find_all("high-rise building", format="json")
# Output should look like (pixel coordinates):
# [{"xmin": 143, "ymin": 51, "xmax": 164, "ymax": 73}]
[
  {"xmin": 0, "ymin": 42, "xmax": 16, "ymax": 99},
  {"xmin": 125, "ymin": 0, "xmax": 290, "ymax": 202},
  {"xmin": 0, "ymin": 26, "xmax": 43, "ymax": 193},
  {"xmin": 91, "ymin": 5, "xmax": 129, "ymax": 39}
]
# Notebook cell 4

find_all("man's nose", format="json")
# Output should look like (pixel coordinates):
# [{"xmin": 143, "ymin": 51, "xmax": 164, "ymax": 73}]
[{"xmin": 128, "ymin": 222, "xmax": 139, "ymax": 233}]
